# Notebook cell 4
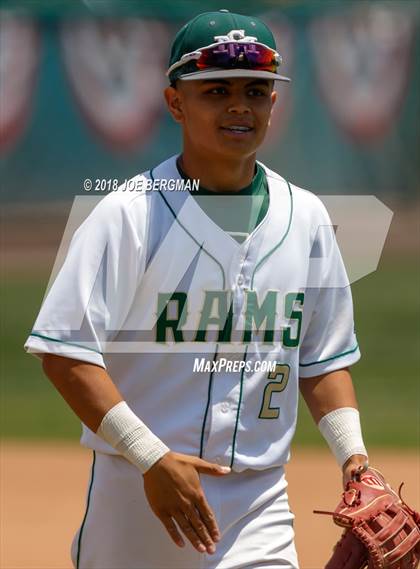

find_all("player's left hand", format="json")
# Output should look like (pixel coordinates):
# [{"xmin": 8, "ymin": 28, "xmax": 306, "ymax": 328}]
[
  {"xmin": 341, "ymin": 454, "xmax": 368, "ymax": 488},
  {"xmin": 315, "ymin": 466, "xmax": 420, "ymax": 569}
]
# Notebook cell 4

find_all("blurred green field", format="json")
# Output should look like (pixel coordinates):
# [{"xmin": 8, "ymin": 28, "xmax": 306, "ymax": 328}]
[
  {"xmin": 296, "ymin": 254, "xmax": 420, "ymax": 448},
  {"xmin": 1, "ymin": 255, "xmax": 419, "ymax": 446}
]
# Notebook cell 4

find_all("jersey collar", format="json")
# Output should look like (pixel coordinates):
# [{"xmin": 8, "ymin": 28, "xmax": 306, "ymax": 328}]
[{"xmin": 149, "ymin": 155, "xmax": 293, "ymax": 285}]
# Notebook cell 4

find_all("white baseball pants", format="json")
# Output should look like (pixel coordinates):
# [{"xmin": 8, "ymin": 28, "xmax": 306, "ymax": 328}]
[{"xmin": 71, "ymin": 452, "xmax": 299, "ymax": 569}]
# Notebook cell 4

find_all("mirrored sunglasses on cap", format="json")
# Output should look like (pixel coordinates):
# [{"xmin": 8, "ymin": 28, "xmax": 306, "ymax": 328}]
[{"xmin": 167, "ymin": 39, "xmax": 290, "ymax": 80}]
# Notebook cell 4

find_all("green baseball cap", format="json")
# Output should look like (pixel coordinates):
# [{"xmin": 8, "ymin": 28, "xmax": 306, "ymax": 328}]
[{"xmin": 167, "ymin": 9, "xmax": 290, "ymax": 83}]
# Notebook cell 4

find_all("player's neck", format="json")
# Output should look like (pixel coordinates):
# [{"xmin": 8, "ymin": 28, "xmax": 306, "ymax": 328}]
[{"xmin": 178, "ymin": 151, "xmax": 257, "ymax": 193}]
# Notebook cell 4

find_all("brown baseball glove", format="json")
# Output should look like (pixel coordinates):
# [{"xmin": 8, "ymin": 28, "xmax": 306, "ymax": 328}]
[{"xmin": 314, "ymin": 466, "xmax": 420, "ymax": 569}]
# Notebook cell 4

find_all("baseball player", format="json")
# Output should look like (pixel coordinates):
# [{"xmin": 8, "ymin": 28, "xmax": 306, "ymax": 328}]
[{"xmin": 25, "ymin": 10, "xmax": 370, "ymax": 569}]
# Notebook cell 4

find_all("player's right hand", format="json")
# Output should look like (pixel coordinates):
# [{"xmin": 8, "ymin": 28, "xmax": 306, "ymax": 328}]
[{"xmin": 143, "ymin": 451, "xmax": 230, "ymax": 554}]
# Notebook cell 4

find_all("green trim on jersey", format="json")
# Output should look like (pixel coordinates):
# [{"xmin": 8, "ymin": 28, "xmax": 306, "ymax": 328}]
[
  {"xmin": 230, "ymin": 347, "xmax": 248, "ymax": 469},
  {"xmin": 177, "ymin": 160, "xmax": 265, "ymax": 197},
  {"xmin": 250, "ymin": 180, "xmax": 293, "ymax": 289},
  {"xmin": 76, "ymin": 451, "xmax": 96, "ymax": 569},
  {"xmin": 177, "ymin": 160, "xmax": 269, "ymax": 242},
  {"xmin": 29, "ymin": 332, "xmax": 102, "ymax": 355},
  {"xmin": 199, "ymin": 348, "xmax": 219, "ymax": 458},
  {"xmin": 299, "ymin": 344, "xmax": 359, "ymax": 368},
  {"xmin": 151, "ymin": 167, "xmax": 226, "ymax": 289}
]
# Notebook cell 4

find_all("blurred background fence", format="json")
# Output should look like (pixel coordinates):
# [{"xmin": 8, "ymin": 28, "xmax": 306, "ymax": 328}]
[
  {"xmin": 1, "ymin": 0, "xmax": 419, "ymax": 446},
  {"xmin": 1, "ymin": 0, "xmax": 419, "ymax": 200}
]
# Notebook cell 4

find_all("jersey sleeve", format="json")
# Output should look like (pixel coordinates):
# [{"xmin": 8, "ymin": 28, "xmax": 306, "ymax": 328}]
[
  {"xmin": 299, "ymin": 200, "xmax": 360, "ymax": 378},
  {"xmin": 24, "ymin": 193, "xmax": 143, "ymax": 368}
]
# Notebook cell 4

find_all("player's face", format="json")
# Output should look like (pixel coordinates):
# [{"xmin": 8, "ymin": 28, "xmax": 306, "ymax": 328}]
[{"xmin": 165, "ymin": 78, "xmax": 277, "ymax": 161}]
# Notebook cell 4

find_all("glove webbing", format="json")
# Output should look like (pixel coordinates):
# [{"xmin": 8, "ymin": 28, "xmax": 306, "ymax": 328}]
[{"xmin": 353, "ymin": 504, "xmax": 419, "ymax": 566}]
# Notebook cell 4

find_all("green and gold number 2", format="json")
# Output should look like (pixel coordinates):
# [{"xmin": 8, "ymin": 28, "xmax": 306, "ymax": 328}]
[{"xmin": 258, "ymin": 364, "xmax": 290, "ymax": 419}]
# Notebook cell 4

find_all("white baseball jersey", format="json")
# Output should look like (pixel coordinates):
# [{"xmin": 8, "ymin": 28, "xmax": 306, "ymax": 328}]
[{"xmin": 25, "ymin": 155, "xmax": 360, "ymax": 472}]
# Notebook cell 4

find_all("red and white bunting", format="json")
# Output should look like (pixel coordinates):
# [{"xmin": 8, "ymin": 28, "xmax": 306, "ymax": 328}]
[
  {"xmin": 60, "ymin": 19, "xmax": 170, "ymax": 152},
  {"xmin": 310, "ymin": 5, "xmax": 415, "ymax": 143},
  {"xmin": 0, "ymin": 15, "xmax": 41, "ymax": 154}
]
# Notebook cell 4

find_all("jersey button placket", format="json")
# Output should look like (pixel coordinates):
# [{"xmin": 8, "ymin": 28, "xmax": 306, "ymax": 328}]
[
  {"xmin": 201, "ymin": 367, "xmax": 238, "ymax": 465},
  {"xmin": 229, "ymin": 248, "xmax": 250, "ymax": 333},
  {"xmin": 220, "ymin": 401, "xmax": 229, "ymax": 414}
]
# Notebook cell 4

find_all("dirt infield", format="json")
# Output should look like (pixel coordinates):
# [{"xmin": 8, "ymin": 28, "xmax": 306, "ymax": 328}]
[{"xmin": 1, "ymin": 442, "xmax": 419, "ymax": 569}]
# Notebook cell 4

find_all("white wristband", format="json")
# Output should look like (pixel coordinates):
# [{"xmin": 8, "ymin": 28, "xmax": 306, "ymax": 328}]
[
  {"xmin": 318, "ymin": 407, "xmax": 368, "ymax": 468},
  {"xmin": 97, "ymin": 401, "xmax": 170, "ymax": 474}
]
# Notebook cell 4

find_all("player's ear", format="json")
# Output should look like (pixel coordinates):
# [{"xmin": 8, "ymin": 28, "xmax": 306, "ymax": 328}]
[
  {"xmin": 270, "ymin": 89, "xmax": 277, "ymax": 107},
  {"xmin": 267, "ymin": 90, "xmax": 277, "ymax": 127},
  {"xmin": 164, "ymin": 85, "xmax": 184, "ymax": 123}
]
